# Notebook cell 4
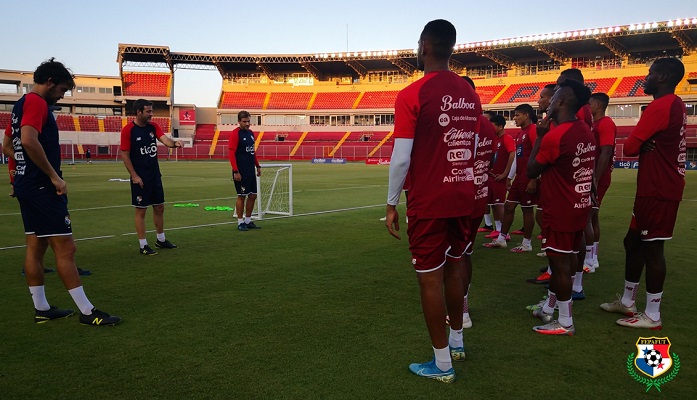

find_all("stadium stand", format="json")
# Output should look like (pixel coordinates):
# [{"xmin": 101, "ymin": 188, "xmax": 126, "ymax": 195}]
[
  {"xmin": 356, "ymin": 91, "xmax": 399, "ymax": 109},
  {"xmin": 220, "ymin": 92, "xmax": 266, "ymax": 109},
  {"xmin": 55, "ymin": 114, "xmax": 76, "ymax": 131},
  {"xmin": 266, "ymin": 92, "xmax": 313, "ymax": 109},
  {"xmin": 122, "ymin": 72, "xmax": 171, "ymax": 97},
  {"xmin": 311, "ymin": 92, "xmax": 361, "ymax": 109},
  {"xmin": 104, "ymin": 116, "xmax": 124, "ymax": 132},
  {"xmin": 152, "ymin": 117, "xmax": 171, "ymax": 132},
  {"xmin": 612, "ymin": 76, "xmax": 646, "ymax": 97},
  {"xmin": 78, "ymin": 115, "xmax": 99, "ymax": 132},
  {"xmin": 476, "ymin": 85, "xmax": 506, "ymax": 104},
  {"xmin": 195, "ymin": 124, "xmax": 216, "ymax": 142},
  {"xmin": 497, "ymin": 82, "xmax": 555, "ymax": 103},
  {"xmin": 0, "ymin": 112, "xmax": 10, "ymax": 129}
]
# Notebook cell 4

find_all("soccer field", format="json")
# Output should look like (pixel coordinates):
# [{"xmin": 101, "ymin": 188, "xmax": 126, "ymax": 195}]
[{"xmin": 0, "ymin": 161, "xmax": 695, "ymax": 399}]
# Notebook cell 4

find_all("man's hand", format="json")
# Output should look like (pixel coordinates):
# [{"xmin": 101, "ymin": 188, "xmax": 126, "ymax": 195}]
[
  {"xmin": 640, "ymin": 139, "xmax": 656, "ymax": 153},
  {"xmin": 526, "ymin": 178, "xmax": 537, "ymax": 194},
  {"xmin": 233, "ymin": 172, "xmax": 241, "ymax": 181},
  {"xmin": 256, "ymin": 167, "xmax": 262, "ymax": 177},
  {"xmin": 51, "ymin": 176, "xmax": 67, "ymax": 195},
  {"xmin": 506, "ymin": 178, "xmax": 512, "ymax": 190},
  {"xmin": 132, "ymin": 175, "xmax": 144, "ymax": 188},
  {"xmin": 385, "ymin": 204, "xmax": 401, "ymax": 240},
  {"xmin": 537, "ymin": 116, "xmax": 551, "ymax": 138},
  {"xmin": 174, "ymin": 140, "xmax": 183, "ymax": 148},
  {"xmin": 495, "ymin": 172, "xmax": 506, "ymax": 181}
]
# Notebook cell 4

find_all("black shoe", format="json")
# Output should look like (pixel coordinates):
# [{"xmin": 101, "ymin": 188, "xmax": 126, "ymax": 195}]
[
  {"xmin": 21, "ymin": 267, "xmax": 56, "ymax": 276},
  {"xmin": 155, "ymin": 239, "xmax": 178, "ymax": 249},
  {"xmin": 140, "ymin": 245, "xmax": 157, "ymax": 255},
  {"xmin": 35, "ymin": 306, "xmax": 75, "ymax": 323},
  {"xmin": 78, "ymin": 268, "xmax": 92, "ymax": 276},
  {"xmin": 245, "ymin": 222, "xmax": 261, "ymax": 229},
  {"xmin": 238, "ymin": 223, "xmax": 248, "ymax": 231},
  {"xmin": 79, "ymin": 308, "xmax": 121, "ymax": 326}
]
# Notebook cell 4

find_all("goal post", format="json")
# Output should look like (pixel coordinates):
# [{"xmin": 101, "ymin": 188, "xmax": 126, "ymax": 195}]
[
  {"xmin": 59, "ymin": 138, "xmax": 75, "ymax": 165},
  {"xmin": 255, "ymin": 163, "xmax": 293, "ymax": 220}
]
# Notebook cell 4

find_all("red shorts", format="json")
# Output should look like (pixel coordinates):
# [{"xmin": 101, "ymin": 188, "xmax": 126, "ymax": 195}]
[
  {"xmin": 465, "ymin": 216, "xmax": 483, "ymax": 256},
  {"xmin": 407, "ymin": 216, "xmax": 471, "ymax": 273},
  {"xmin": 506, "ymin": 181, "xmax": 538, "ymax": 207},
  {"xmin": 593, "ymin": 184, "xmax": 610, "ymax": 208},
  {"xmin": 540, "ymin": 227, "xmax": 583, "ymax": 254},
  {"xmin": 629, "ymin": 197, "xmax": 680, "ymax": 241},
  {"xmin": 488, "ymin": 178, "xmax": 507, "ymax": 205}
]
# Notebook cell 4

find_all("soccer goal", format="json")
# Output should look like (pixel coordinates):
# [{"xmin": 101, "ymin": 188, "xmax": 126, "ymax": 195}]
[
  {"xmin": 255, "ymin": 163, "xmax": 293, "ymax": 219},
  {"xmin": 59, "ymin": 138, "xmax": 75, "ymax": 165}
]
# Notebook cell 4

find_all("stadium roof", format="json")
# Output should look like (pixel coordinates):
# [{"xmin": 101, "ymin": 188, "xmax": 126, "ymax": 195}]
[{"xmin": 117, "ymin": 18, "xmax": 697, "ymax": 80}]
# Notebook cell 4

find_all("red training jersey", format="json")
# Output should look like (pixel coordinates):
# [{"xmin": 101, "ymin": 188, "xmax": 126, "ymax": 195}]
[
  {"xmin": 576, "ymin": 104, "xmax": 593, "ymax": 128},
  {"xmin": 536, "ymin": 119, "xmax": 595, "ymax": 232},
  {"xmin": 514, "ymin": 123, "xmax": 537, "ymax": 183},
  {"xmin": 592, "ymin": 116, "xmax": 617, "ymax": 188},
  {"xmin": 393, "ymin": 70, "xmax": 481, "ymax": 219},
  {"xmin": 491, "ymin": 131, "xmax": 516, "ymax": 175},
  {"xmin": 473, "ymin": 116, "xmax": 497, "ymax": 217},
  {"xmin": 625, "ymin": 94, "xmax": 686, "ymax": 201}
]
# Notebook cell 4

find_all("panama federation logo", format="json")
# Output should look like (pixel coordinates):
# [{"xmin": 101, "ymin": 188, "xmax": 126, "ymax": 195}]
[{"xmin": 627, "ymin": 337, "xmax": 680, "ymax": 392}]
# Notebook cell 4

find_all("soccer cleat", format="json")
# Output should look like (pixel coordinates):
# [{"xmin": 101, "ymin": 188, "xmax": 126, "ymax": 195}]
[
  {"xmin": 510, "ymin": 243, "xmax": 532, "ymax": 253},
  {"xmin": 536, "ymin": 251, "xmax": 547, "ymax": 257},
  {"xmin": 34, "ymin": 306, "xmax": 75, "ymax": 324},
  {"xmin": 237, "ymin": 223, "xmax": 249, "ymax": 231},
  {"xmin": 462, "ymin": 313, "xmax": 472, "ymax": 329},
  {"xmin": 532, "ymin": 308, "xmax": 553, "ymax": 324},
  {"xmin": 592, "ymin": 261, "xmax": 600, "ymax": 271},
  {"xmin": 533, "ymin": 320, "xmax": 575, "ymax": 336},
  {"xmin": 539, "ymin": 265, "xmax": 549, "ymax": 273},
  {"xmin": 484, "ymin": 230, "xmax": 500, "ymax": 239},
  {"xmin": 525, "ymin": 296, "xmax": 549, "ymax": 311},
  {"xmin": 477, "ymin": 225, "xmax": 493, "ymax": 233},
  {"xmin": 77, "ymin": 268, "xmax": 92, "ymax": 276},
  {"xmin": 245, "ymin": 222, "xmax": 262, "ymax": 229},
  {"xmin": 450, "ymin": 346, "xmax": 466, "ymax": 361},
  {"xmin": 79, "ymin": 308, "xmax": 121, "ymax": 326},
  {"xmin": 21, "ymin": 267, "xmax": 56, "ymax": 276},
  {"xmin": 139, "ymin": 245, "xmax": 157, "ymax": 255},
  {"xmin": 616, "ymin": 312, "xmax": 662, "ymax": 330},
  {"xmin": 155, "ymin": 239, "xmax": 178, "ymax": 249},
  {"xmin": 600, "ymin": 294, "xmax": 637, "ymax": 316},
  {"xmin": 572, "ymin": 290, "xmax": 586, "ymax": 301},
  {"xmin": 582, "ymin": 263, "xmax": 596, "ymax": 274},
  {"xmin": 511, "ymin": 229, "xmax": 524, "ymax": 235},
  {"xmin": 408, "ymin": 358, "xmax": 456, "ymax": 383},
  {"xmin": 483, "ymin": 239, "xmax": 507, "ymax": 249},
  {"xmin": 526, "ymin": 271, "xmax": 551, "ymax": 284}
]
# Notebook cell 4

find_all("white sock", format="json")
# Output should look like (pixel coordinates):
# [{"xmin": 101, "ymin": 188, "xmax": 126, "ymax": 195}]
[
  {"xmin": 29, "ymin": 286, "xmax": 50, "ymax": 311},
  {"xmin": 593, "ymin": 242, "xmax": 599, "ymax": 263},
  {"xmin": 433, "ymin": 346, "xmax": 452, "ymax": 372},
  {"xmin": 483, "ymin": 214, "xmax": 492, "ymax": 226},
  {"xmin": 572, "ymin": 272, "xmax": 583, "ymax": 292},
  {"xmin": 645, "ymin": 292, "xmax": 662, "ymax": 321},
  {"xmin": 584, "ymin": 245, "xmax": 593, "ymax": 263},
  {"xmin": 546, "ymin": 266, "xmax": 552, "ymax": 275},
  {"xmin": 522, "ymin": 238, "xmax": 531, "ymax": 247},
  {"xmin": 156, "ymin": 232, "xmax": 165, "ymax": 242},
  {"xmin": 448, "ymin": 327, "xmax": 463, "ymax": 348},
  {"xmin": 543, "ymin": 290, "xmax": 557, "ymax": 315},
  {"xmin": 237, "ymin": 218, "xmax": 244, "ymax": 225},
  {"xmin": 495, "ymin": 220, "xmax": 502, "ymax": 232},
  {"xmin": 139, "ymin": 238, "xmax": 148, "ymax": 248},
  {"xmin": 68, "ymin": 286, "xmax": 95, "ymax": 315},
  {"xmin": 497, "ymin": 232, "xmax": 506, "ymax": 242},
  {"xmin": 244, "ymin": 217, "xmax": 252, "ymax": 224},
  {"xmin": 621, "ymin": 280, "xmax": 639, "ymax": 307},
  {"xmin": 557, "ymin": 299, "xmax": 573, "ymax": 327}
]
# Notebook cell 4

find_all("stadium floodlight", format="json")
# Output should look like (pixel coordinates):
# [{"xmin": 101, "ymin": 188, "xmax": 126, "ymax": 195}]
[
  {"xmin": 667, "ymin": 20, "xmax": 674, "ymax": 27},
  {"xmin": 593, "ymin": 28, "xmax": 600, "ymax": 35},
  {"xmin": 652, "ymin": 22, "xmax": 658, "ymax": 28},
  {"xmin": 614, "ymin": 26, "xmax": 621, "ymax": 32},
  {"xmin": 692, "ymin": 18, "xmax": 697, "ymax": 25},
  {"xmin": 676, "ymin": 19, "xmax": 682, "ymax": 26},
  {"xmin": 629, "ymin": 24, "xmax": 636, "ymax": 30},
  {"xmin": 643, "ymin": 23, "xmax": 650, "ymax": 30}
]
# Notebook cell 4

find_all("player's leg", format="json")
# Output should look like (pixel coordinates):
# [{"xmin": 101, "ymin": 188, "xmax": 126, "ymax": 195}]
[
  {"xmin": 151, "ymin": 203, "xmax": 177, "ymax": 249},
  {"xmin": 591, "ymin": 208, "xmax": 601, "ymax": 269},
  {"xmin": 599, "ymin": 228, "xmax": 642, "ymax": 316},
  {"xmin": 582, "ymin": 212, "xmax": 595, "ymax": 272},
  {"xmin": 484, "ymin": 201, "xmax": 515, "ymax": 248},
  {"xmin": 511, "ymin": 206, "xmax": 534, "ymax": 252}
]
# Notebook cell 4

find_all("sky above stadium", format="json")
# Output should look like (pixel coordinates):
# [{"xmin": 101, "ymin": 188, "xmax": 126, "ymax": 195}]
[{"xmin": 0, "ymin": 0, "xmax": 695, "ymax": 107}]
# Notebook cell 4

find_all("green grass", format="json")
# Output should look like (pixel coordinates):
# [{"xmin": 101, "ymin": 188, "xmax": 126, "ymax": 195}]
[{"xmin": 0, "ymin": 161, "xmax": 696, "ymax": 399}]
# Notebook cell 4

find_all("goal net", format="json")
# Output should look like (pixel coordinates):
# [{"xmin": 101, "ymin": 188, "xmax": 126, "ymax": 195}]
[
  {"xmin": 255, "ymin": 163, "xmax": 293, "ymax": 219},
  {"xmin": 59, "ymin": 139, "xmax": 75, "ymax": 165}
]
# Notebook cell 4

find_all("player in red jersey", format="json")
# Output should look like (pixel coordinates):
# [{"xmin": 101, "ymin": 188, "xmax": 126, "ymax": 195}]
[
  {"xmin": 600, "ymin": 58, "xmax": 687, "ymax": 330},
  {"xmin": 386, "ymin": 19, "xmax": 479, "ymax": 383},
  {"xmin": 528, "ymin": 79, "xmax": 594, "ymax": 336},
  {"xmin": 486, "ymin": 114, "xmax": 515, "ymax": 240},
  {"xmin": 583, "ymin": 93, "xmax": 616, "ymax": 273},
  {"xmin": 478, "ymin": 110, "xmax": 498, "ymax": 232},
  {"xmin": 483, "ymin": 104, "xmax": 537, "ymax": 253}
]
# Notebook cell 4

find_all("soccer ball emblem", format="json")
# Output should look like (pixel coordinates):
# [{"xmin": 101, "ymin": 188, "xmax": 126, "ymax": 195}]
[{"xmin": 645, "ymin": 349, "xmax": 662, "ymax": 367}]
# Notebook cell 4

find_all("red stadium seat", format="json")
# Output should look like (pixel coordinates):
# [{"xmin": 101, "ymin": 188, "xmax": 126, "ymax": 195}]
[
  {"xmin": 0, "ymin": 112, "xmax": 11, "ymax": 129},
  {"xmin": 55, "ymin": 115, "xmax": 76, "ymax": 131},
  {"xmin": 195, "ymin": 124, "xmax": 217, "ymax": 142},
  {"xmin": 78, "ymin": 115, "xmax": 99, "ymax": 132},
  {"xmin": 613, "ymin": 76, "xmax": 646, "ymax": 97},
  {"xmin": 152, "ymin": 117, "xmax": 171, "ymax": 133},
  {"xmin": 356, "ymin": 91, "xmax": 399, "ymax": 109},
  {"xmin": 122, "ymin": 72, "xmax": 171, "ymax": 97},
  {"xmin": 476, "ymin": 85, "xmax": 505, "ymax": 104},
  {"xmin": 311, "ymin": 92, "xmax": 360, "ymax": 109},
  {"xmin": 105, "ymin": 116, "xmax": 124, "ymax": 132},
  {"xmin": 220, "ymin": 92, "xmax": 266, "ymax": 109},
  {"xmin": 266, "ymin": 92, "xmax": 313, "ymax": 109}
]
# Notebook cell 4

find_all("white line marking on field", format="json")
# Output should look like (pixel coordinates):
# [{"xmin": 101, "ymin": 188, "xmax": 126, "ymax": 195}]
[{"xmin": 0, "ymin": 204, "xmax": 384, "ymax": 251}]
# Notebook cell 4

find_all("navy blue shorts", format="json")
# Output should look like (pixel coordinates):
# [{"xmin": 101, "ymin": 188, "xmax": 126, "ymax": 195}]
[
  {"xmin": 18, "ymin": 192, "xmax": 72, "ymax": 237},
  {"xmin": 233, "ymin": 170, "xmax": 257, "ymax": 196},
  {"xmin": 131, "ymin": 178, "xmax": 165, "ymax": 208}
]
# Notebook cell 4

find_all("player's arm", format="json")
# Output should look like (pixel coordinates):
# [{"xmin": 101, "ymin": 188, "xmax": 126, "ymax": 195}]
[
  {"xmin": 228, "ymin": 131, "xmax": 242, "ymax": 181},
  {"xmin": 527, "ymin": 134, "xmax": 548, "ymax": 179},
  {"xmin": 21, "ymin": 126, "xmax": 66, "ymax": 194},
  {"xmin": 254, "ymin": 152, "xmax": 261, "ymax": 177},
  {"xmin": 157, "ymin": 134, "xmax": 182, "ymax": 148},
  {"xmin": 386, "ymin": 138, "xmax": 413, "ymax": 240},
  {"xmin": 624, "ymin": 105, "xmax": 667, "ymax": 157},
  {"xmin": 119, "ymin": 125, "xmax": 142, "ymax": 187},
  {"xmin": 2, "ymin": 131, "xmax": 12, "ymax": 159}
]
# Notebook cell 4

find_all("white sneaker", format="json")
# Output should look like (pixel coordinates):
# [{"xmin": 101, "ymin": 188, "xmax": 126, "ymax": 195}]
[
  {"xmin": 616, "ymin": 312, "xmax": 662, "ymax": 330},
  {"xmin": 600, "ymin": 294, "xmax": 637, "ymax": 316},
  {"xmin": 583, "ymin": 262, "xmax": 596, "ymax": 273},
  {"xmin": 483, "ymin": 239, "xmax": 507, "ymax": 248},
  {"xmin": 463, "ymin": 313, "xmax": 472, "ymax": 329},
  {"xmin": 593, "ymin": 260, "xmax": 599, "ymax": 270},
  {"xmin": 510, "ymin": 243, "xmax": 532, "ymax": 253},
  {"xmin": 379, "ymin": 216, "xmax": 387, "ymax": 221},
  {"xmin": 536, "ymin": 251, "xmax": 547, "ymax": 257}
]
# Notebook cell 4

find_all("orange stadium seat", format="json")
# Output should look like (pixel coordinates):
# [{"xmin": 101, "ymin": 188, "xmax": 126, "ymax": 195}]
[
  {"xmin": 311, "ymin": 92, "xmax": 361, "ymax": 109},
  {"xmin": 152, "ymin": 117, "xmax": 171, "ymax": 132},
  {"xmin": 304, "ymin": 132, "xmax": 347, "ymax": 141},
  {"xmin": 0, "ymin": 112, "xmax": 11, "ymax": 129},
  {"xmin": 498, "ymin": 82, "xmax": 554, "ymax": 103},
  {"xmin": 122, "ymin": 72, "xmax": 171, "ymax": 97},
  {"xmin": 220, "ymin": 92, "xmax": 266, "ymax": 109},
  {"xmin": 476, "ymin": 85, "xmax": 505, "ymax": 104},
  {"xmin": 613, "ymin": 76, "xmax": 646, "ymax": 97},
  {"xmin": 105, "ymin": 116, "xmax": 124, "ymax": 132},
  {"xmin": 55, "ymin": 115, "xmax": 76, "ymax": 131},
  {"xmin": 585, "ymin": 78, "xmax": 616, "ymax": 94},
  {"xmin": 266, "ymin": 92, "xmax": 313, "ymax": 109},
  {"xmin": 195, "ymin": 124, "xmax": 216, "ymax": 142},
  {"xmin": 78, "ymin": 115, "xmax": 99, "ymax": 132},
  {"xmin": 356, "ymin": 91, "xmax": 400, "ymax": 109}
]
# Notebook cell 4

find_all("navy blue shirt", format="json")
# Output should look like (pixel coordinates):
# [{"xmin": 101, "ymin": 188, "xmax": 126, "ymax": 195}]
[{"xmin": 120, "ymin": 121, "xmax": 165, "ymax": 180}]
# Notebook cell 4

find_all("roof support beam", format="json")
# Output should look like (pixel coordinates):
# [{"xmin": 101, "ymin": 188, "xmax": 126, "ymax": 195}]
[
  {"xmin": 300, "ymin": 62, "xmax": 322, "ymax": 80},
  {"xmin": 388, "ymin": 58, "xmax": 416, "ymax": 75},
  {"xmin": 475, "ymin": 50, "xmax": 517, "ymax": 69},
  {"xmin": 345, "ymin": 60, "xmax": 367, "ymax": 79},
  {"xmin": 596, "ymin": 37, "xmax": 629, "ymax": 58},
  {"xmin": 671, "ymin": 29, "xmax": 695, "ymax": 55},
  {"xmin": 534, "ymin": 44, "xmax": 570, "ymax": 64},
  {"xmin": 256, "ymin": 63, "xmax": 278, "ymax": 81}
]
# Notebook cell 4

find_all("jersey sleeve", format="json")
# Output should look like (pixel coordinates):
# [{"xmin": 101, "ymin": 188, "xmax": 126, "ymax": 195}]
[
  {"xmin": 393, "ymin": 88, "xmax": 419, "ymax": 139},
  {"xmin": 503, "ymin": 134, "xmax": 516, "ymax": 153},
  {"xmin": 228, "ymin": 128, "xmax": 239, "ymax": 170},
  {"xmin": 4, "ymin": 124, "xmax": 10, "ymax": 138},
  {"xmin": 21, "ymin": 94, "xmax": 48, "ymax": 134},
  {"xmin": 153, "ymin": 122, "xmax": 165, "ymax": 139},
  {"xmin": 624, "ymin": 101, "xmax": 669, "ymax": 156},
  {"xmin": 119, "ymin": 124, "xmax": 132, "ymax": 151},
  {"xmin": 535, "ymin": 131, "xmax": 560, "ymax": 165},
  {"xmin": 597, "ymin": 118, "xmax": 616, "ymax": 147}
]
